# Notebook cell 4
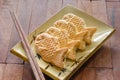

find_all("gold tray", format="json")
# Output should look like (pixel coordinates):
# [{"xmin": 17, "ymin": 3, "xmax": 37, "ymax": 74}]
[{"xmin": 11, "ymin": 6, "xmax": 115, "ymax": 80}]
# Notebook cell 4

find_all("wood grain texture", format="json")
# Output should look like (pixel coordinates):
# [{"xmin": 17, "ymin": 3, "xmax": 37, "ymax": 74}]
[
  {"xmin": 0, "ymin": 0, "xmax": 4, "ymax": 8},
  {"xmin": 81, "ymin": 68, "xmax": 96, "ymax": 80},
  {"xmin": 3, "ymin": 64, "xmax": 23, "ymax": 80},
  {"xmin": 70, "ymin": 68, "xmax": 83, "ymax": 80},
  {"xmin": 0, "ymin": 15, "xmax": 10, "ymax": 63},
  {"xmin": 107, "ymin": 2, "xmax": 120, "ymax": 80},
  {"xmin": 109, "ymin": 47, "xmax": 120, "ymax": 80},
  {"xmin": 23, "ymin": 62, "xmax": 52, "ymax": 80},
  {"xmin": 78, "ymin": 0, "xmax": 92, "ymax": 15},
  {"xmin": 63, "ymin": 0, "xmax": 78, "ymax": 7},
  {"xmin": 88, "ymin": 0, "xmax": 112, "ymax": 68},
  {"xmin": 0, "ymin": 64, "xmax": 6, "ymax": 80},
  {"xmin": 47, "ymin": 0, "xmax": 62, "ymax": 19},
  {"xmin": 106, "ymin": 0, "xmax": 120, "ymax": 2},
  {"xmin": 0, "ymin": 37, "xmax": 9, "ymax": 63},
  {"xmin": 6, "ymin": 0, "xmax": 34, "ymax": 64},
  {"xmin": 28, "ymin": 0, "xmax": 47, "ymax": 33},
  {"xmin": 22, "ymin": 62, "xmax": 35, "ymax": 80},
  {"xmin": 89, "ymin": 0, "xmax": 106, "ymax": 1},
  {"xmin": 0, "ymin": 0, "xmax": 19, "ymax": 63},
  {"xmin": 92, "ymin": 1, "xmax": 108, "ymax": 23},
  {"xmin": 95, "ymin": 68, "xmax": 113, "ymax": 80}
]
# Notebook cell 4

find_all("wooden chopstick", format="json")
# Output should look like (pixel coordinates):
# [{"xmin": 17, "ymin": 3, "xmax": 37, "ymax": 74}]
[{"xmin": 9, "ymin": 11, "xmax": 45, "ymax": 80}]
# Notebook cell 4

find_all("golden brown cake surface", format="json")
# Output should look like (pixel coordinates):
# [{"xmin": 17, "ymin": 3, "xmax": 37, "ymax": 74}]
[{"xmin": 35, "ymin": 33, "xmax": 68, "ymax": 68}]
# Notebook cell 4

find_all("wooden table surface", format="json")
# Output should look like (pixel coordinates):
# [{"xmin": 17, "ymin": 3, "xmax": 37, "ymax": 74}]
[{"xmin": 0, "ymin": 0, "xmax": 120, "ymax": 80}]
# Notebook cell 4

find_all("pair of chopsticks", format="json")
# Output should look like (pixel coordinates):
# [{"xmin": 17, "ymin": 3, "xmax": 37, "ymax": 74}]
[{"xmin": 9, "ymin": 11, "xmax": 45, "ymax": 80}]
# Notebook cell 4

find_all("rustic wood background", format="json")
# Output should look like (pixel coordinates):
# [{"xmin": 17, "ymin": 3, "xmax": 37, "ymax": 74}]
[{"xmin": 0, "ymin": 0, "xmax": 120, "ymax": 80}]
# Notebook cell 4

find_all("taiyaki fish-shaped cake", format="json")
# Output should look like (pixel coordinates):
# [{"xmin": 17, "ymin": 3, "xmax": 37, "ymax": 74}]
[
  {"xmin": 46, "ymin": 27, "xmax": 68, "ymax": 48},
  {"xmin": 35, "ymin": 33, "xmax": 68, "ymax": 68},
  {"xmin": 62, "ymin": 13, "xmax": 86, "ymax": 31},
  {"xmin": 46, "ymin": 27, "xmax": 79, "ymax": 60},
  {"xmin": 62, "ymin": 13, "xmax": 97, "ymax": 44},
  {"xmin": 80, "ymin": 27, "xmax": 97, "ymax": 44},
  {"xmin": 34, "ymin": 13, "xmax": 97, "ymax": 68},
  {"xmin": 54, "ymin": 20, "xmax": 87, "ymax": 50},
  {"xmin": 54, "ymin": 20, "xmax": 76, "ymax": 39}
]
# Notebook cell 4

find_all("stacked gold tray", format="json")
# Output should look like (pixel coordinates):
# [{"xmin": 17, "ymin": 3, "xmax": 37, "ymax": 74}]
[{"xmin": 11, "ymin": 6, "xmax": 115, "ymax": 80}]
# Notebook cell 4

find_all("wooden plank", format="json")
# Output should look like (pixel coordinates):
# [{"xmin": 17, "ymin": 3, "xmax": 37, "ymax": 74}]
[
  {"xmin": 47, "ymin": 0, "xmax": 62, "ymax": 19},
  {"xmin": 92, "ymin": 0, "xmax": 107, "ymax": 1},
  {"xmin": 72, "ymin": 68, "xmax": 113, "ymax": 80},
  {"xmin": 63, "ymin": 0, "xmax": 78, "ymax": 7},
  {"xmin": 0, "ymin": 64, "xmax": 6, "ymax": 80},
  {"xmin": 0, "ymin": 0, "xmax": 4, "ymax": 9},
  {"xmin": 95, "ymin": 68, "xmax": 113, "ymax": 80},
  {"xmin": 0, "ymin": 0, "xmax": 19, "ymax": 40},
  {"xmin": 3, "ymin": 64, "xmax": 23, "ymax": 80},
  {"xmin": 88, "ymin": 44, "xmax": 112, "ymax": 68},
  {"xmin": 106, "ymin": 2, "xmax": 117, "ymax": 27},
  {"xmin": 106, "ymin": 1, "xmax": 120, "ymax": 73},
  {"xmin": 0, "ymin": 0, "xmax": 19, "ymax": 63},
  {"xmin": 78, "ymin": 0, "xmax": 92, "ymax": 15},
  {"xmin": 107, "ymin": 2, "xmax": 120, "ymax": 47},
  {"xmin": 113, "ymin": 69, "xmax": 120, "ymax": 80},
  {"xmin": 70, "ymin": 67, "xmax": 95, "ymax": 80},
  {"xmin": 106, "ymin": 0, "xmax": 120, "ymax": 2},
  {"xmin": 0, "ymin": 38, "xmax": 8, "ymax": 62},
  {"xmin": 22, "ymin": 62, "xmax": 35, "ymax": 80},
  {"xmin": 0, "ymin": 15, "xmax": 10, "ymax": 62},
  {"xmin": 22, "ymin": 62, "xmax": 52, "ymax": 80},
  {"xmin": 6, "ymin": 0, "xmax": 34, "ymax": 64},
  {"xmin": 81, "ymin": 68, "xmax": 96, "ymax": 80},
  {"xmin": 70, "ymin": 67, "xmax": 83, "ymax": 80},
  {"xmin": 28, "ymin": 0, "xmax": 47, "ymax": 33},
  {"xmin": 107, "ymin": 2, "xmax": 120, "ymax": 80},
  {"xmin": 110, "ymin": 47, "xmax": 120, "ymax": 80},
  {"xmin": 92, "ymin": 1, "xmax": 108, "ymax": 23},
  {"xmin": 88, "ymin": 1, "xmax": 112, "ymax": 68}
]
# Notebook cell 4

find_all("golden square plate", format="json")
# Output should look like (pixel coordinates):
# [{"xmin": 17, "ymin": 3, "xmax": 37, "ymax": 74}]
[{"xmin": 11, "ymin": 6, "xmax": 115, "ymax": 80}]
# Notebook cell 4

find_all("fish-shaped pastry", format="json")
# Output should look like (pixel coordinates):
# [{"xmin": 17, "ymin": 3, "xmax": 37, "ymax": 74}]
[
  {"xmin": 46, "ymin": 27, "xmax": 79, "ymax": 60},
  {"xmin": 62, "ymin": 13, "xmax": 86, "ymax": 31},
  {"xmin": 80, "ymin": 27, "xmax": 97, "ymax": 44},
  {"xmin": 54, "ymin": 20, "xmax": 87, "ymax": 50},
  {"xmin": 62, "ymin": 13, "xmax": 97, "ymax": 44},
  {"xmin": 35, "ymin": 33, "xmax": 68, "ymax": 69},
  {"xmin": 46, "ymin": 27, "xmax": 68, "ymax": 48}
]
